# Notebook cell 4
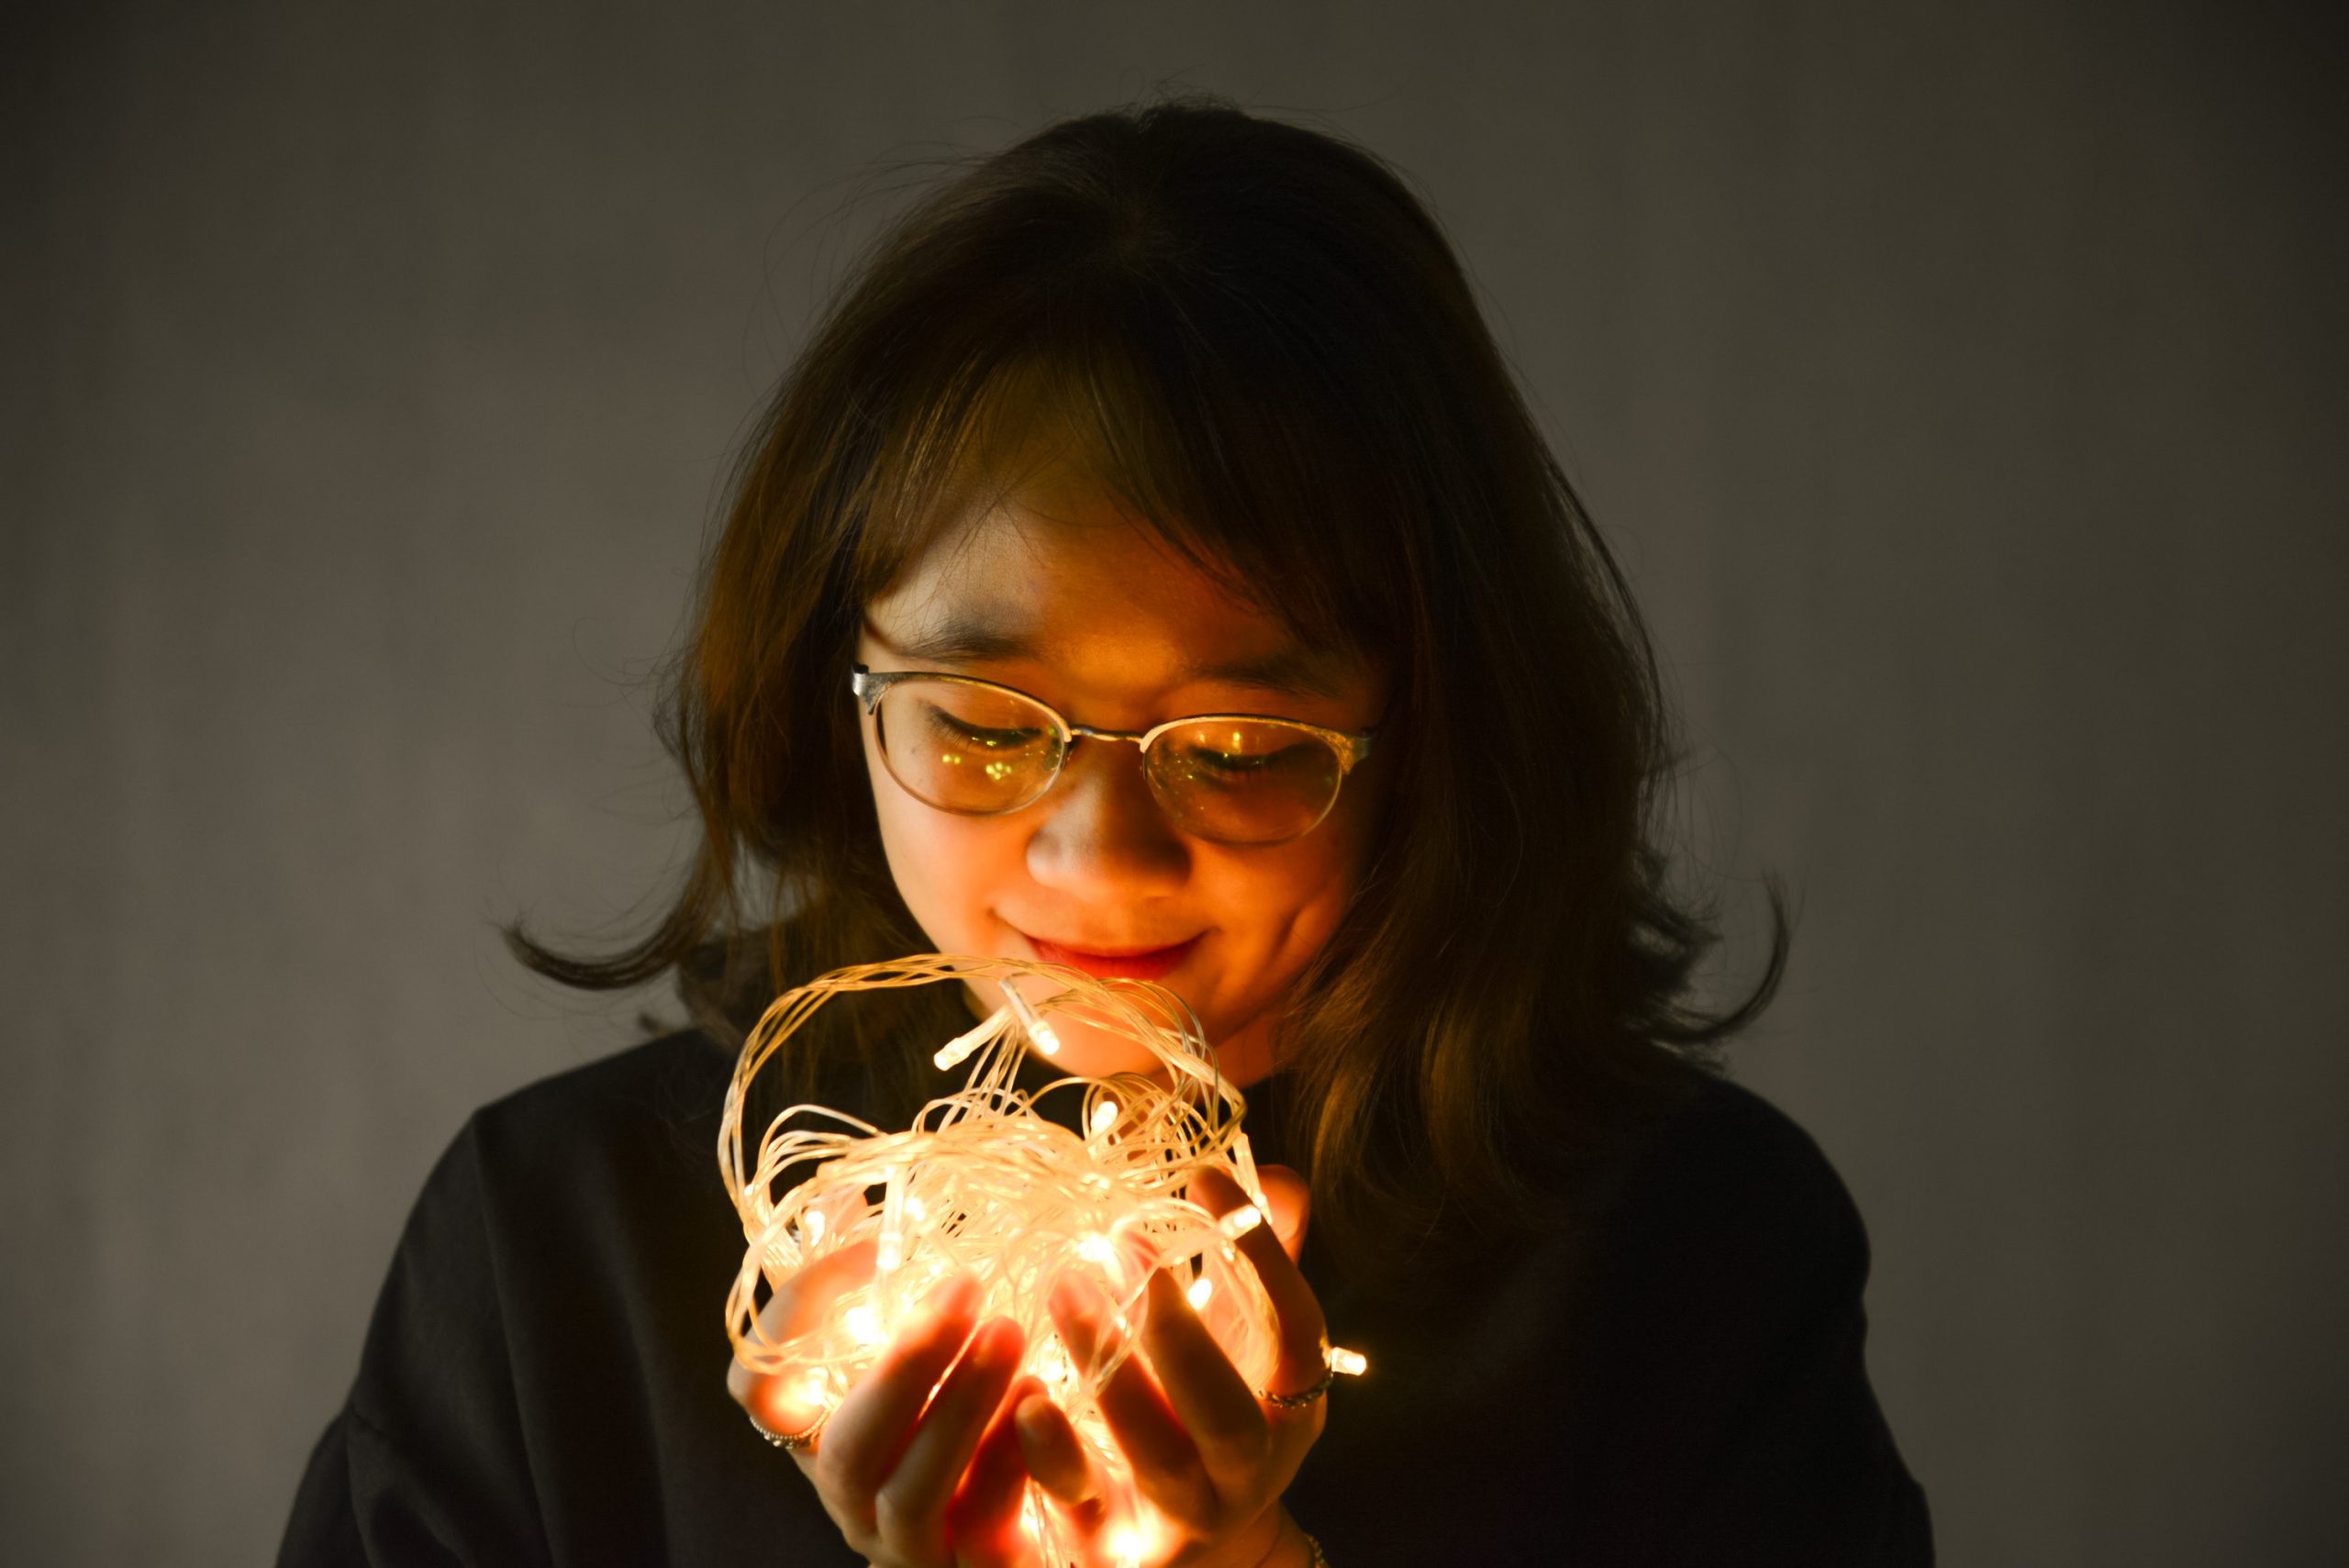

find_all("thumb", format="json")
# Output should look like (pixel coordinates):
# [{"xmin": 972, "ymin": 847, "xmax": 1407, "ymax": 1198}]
[{"xmin": 1256, "ymin": 1164, "xmax": 1310, "ymax": 1262}]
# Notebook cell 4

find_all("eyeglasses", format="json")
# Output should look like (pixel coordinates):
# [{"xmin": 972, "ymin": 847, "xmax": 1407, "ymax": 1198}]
[{"xmin": 852, "ymin": 664, "xmax": 1376, "ymax": 846}]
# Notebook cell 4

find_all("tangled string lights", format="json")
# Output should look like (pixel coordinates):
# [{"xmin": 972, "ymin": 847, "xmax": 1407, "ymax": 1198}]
[{"xmin": 718, "ymin": 953, "xmax": 1362, "ymax": 1564}]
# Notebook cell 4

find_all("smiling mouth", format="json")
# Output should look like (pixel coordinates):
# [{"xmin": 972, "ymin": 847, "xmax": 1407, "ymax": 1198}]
[{"xmin": 1021, "ymin": 933, "xmax": 1202, "ymax": 982}]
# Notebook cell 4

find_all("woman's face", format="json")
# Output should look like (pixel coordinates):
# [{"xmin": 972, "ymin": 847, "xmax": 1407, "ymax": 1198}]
[{"xmin": 855, "ymin": 458, "xmax": 1392, "ymax": 1086}]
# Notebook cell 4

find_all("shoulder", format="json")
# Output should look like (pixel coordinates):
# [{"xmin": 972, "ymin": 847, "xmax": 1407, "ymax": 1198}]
[
  {"xmin": 354, "ymin": 1027, "xmax": 747, "ymax": 1412},
  {"xmin": 415, "ymin": 1028, "xmax": 740, "ymax": 1222},
  {"xmin": 469, "ymin": 1026, "xmax": 738, "ymax": 1156},
  {"xmin": 1606, "ymin": 1072, "xmax": 1866, "ymax": 1251},
  {"xmin": 337, "ymin": 1033, "xmax": 745, "ymax": 1520},
  {"xmin": 362, "ymin": 1026, "xmax": 740, "ymax": 1335},
  {"xmin": 1557, "ymin": 1075, "xmax": 1929, "ymax": 1560},
  {"xmin": 319, "ymin": 1030, "xmax": 858, "ymax": 1562},
  {"xmin": 1579, "ymin": 1072, "xmax": 1876, "ymax": 1350},
  {"xmin": 1300, "ymin": 1072, "xmax": 1931, "ymax": 1562}
]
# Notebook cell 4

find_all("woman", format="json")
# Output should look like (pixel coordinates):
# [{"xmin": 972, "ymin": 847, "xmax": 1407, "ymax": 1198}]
[{"xmin": 280, "ymin": 97, "xmax": 1932, "ymax": 1565}]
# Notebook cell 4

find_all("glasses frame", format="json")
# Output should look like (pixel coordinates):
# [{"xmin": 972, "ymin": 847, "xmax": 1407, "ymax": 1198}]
[{"xmin": 850, "ymin": 662, "xmax": 1376, "ymax": 841}]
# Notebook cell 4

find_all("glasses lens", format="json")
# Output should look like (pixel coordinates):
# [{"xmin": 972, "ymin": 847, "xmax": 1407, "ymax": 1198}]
[
  {"xmin": 1143, "ymin": 719, "xmax": 1345, "ymax": 845},
  {"xmin": 874, "ymin": 679, "xmax": 1062, "ymax": 815}
]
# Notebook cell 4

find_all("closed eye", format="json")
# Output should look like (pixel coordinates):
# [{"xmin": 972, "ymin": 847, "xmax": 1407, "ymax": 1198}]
[
  {"xmin": 923, "ymin": 706, "xmax": 1047, "ymax": 750},
  {"xmin": 1168, "ymin": 740, "xmax": 1318, "ymax": 774}
]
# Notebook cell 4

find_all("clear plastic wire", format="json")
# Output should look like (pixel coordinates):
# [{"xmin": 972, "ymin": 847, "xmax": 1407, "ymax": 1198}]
[{"xmin": 718, "ymin": 954, "xmax": 1285, "ymax": 1565}]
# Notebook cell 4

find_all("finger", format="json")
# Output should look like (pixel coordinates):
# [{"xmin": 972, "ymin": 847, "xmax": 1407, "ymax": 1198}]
[
  {"xmin": 818, "ymin": 1272, "xmax": 984, "ymax": 1500},
  {"xmin": 874, "ymin": 1316, "xmax": 1025, "ymax": 1562},
  {"xmin": 727, "ymin": 1237, "xmax": 879, "ymax": 1408},
  {"xmin": 1050, "ymin": 1271, "xmax": 1216, "ymax": 1530},
  {"xmin": 1013, "ymin": 1393, "xmax": 1097, "ymax": 1508},
  {"xmin": 1015, "ymin": 1396, "xmax": 1119, "ymax": 1554},
  {"xmin": 947, "ymin": 1375, "xmax": 1048, "ymax": 1567},
  {"xmin": 1139, "ymin": 1267, "xmax": 1270, "ymax": 1493},
  {"xmin": 1192, "ymin": 1169, "xmax": 1326, "ymax": 1402},
  {"xmin": 1255, "ymin": 1165, "xmax": 1311, "ymax": 1263}
]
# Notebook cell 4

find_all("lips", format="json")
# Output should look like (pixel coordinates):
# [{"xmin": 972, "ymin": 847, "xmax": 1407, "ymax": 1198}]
[{"xmin": 1023, "ymin": 933, "xmax": 1202, "ymax": 982}]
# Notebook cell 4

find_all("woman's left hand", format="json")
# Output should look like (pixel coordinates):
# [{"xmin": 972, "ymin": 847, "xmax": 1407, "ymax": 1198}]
[{"xmin": 1014, "ymin": 1165, "xmax": 1327, "ymax": 1568}]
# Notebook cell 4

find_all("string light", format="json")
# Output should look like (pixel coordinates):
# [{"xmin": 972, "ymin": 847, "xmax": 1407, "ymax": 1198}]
[
  {"xmin": 718, "ymin": 953, "xmax": 1364, "ymax": 1567},
  {"xmin": 999, "ymin": 975, "xmax": 1062, "ymax": 1056}
]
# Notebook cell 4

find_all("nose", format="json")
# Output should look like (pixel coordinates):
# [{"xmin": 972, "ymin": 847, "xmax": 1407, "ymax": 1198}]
[{"xmin": 1024, "ymin": 738, "xmax": 1191, "ymax": 898}]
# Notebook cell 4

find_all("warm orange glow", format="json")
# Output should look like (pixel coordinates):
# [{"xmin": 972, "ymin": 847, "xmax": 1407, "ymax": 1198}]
[
  {"xmin": 1105, "ymin": 1515, "xmax": 1161, "ymax": 1568},
  {"xmin": 720, "ymin": 953, "xmax": 1311, "ymax": 1568}
]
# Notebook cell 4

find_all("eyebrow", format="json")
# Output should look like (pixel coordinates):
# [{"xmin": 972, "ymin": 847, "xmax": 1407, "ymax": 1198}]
[{"xmin": 864, "ymin": 616, "xmax": 1355, "ymax": 701}]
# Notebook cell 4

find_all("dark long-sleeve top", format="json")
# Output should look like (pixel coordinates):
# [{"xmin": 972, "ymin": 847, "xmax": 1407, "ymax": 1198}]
[{"xmin": 278, "ymin": 1028, "xmax": 1932, "ymax": 1565}]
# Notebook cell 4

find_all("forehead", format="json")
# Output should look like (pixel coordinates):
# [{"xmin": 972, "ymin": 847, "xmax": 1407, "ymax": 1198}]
[{"xmin": 863, "ymin": 463, "xmax": 1365, "ymax": 703}]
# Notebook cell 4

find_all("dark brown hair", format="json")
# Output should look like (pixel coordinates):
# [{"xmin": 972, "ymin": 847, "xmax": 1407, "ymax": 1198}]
[{"xmin": 509, "ymin": 95, "xmax": 1787, "ymax": 1273}]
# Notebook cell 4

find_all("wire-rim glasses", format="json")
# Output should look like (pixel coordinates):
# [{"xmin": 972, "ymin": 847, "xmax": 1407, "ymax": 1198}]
[{"xmin": 851, "ymin": 664, "xmax": 1375, "ymax": 846}]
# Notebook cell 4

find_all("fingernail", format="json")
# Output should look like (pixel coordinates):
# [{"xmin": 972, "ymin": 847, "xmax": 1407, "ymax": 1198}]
[
  {"xmin": 1047, "ymin": 1278, "xmax": 1097, "ymax": 1352},
  {"xmin": 926, "ymin": 1271, "xmax": 979, "ymax": 1317},
  {"xmin": 973, "ymin": 1317, "xmax": 1020, "ymax": 1370}
]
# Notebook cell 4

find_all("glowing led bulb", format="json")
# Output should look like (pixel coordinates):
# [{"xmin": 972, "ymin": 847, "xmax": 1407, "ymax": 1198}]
[
  {"xmin": 1090, "ymin": 1100, "xmax": 1120, "ymax": 1135},
  {"xmin": 1186, "ymin": 1275, "xmax": 1214, "ymax": 1310},
  {"xmin": 1076, "ymin": 1233, "xmax": 1119, "ymax": 1271},
  {"xmin": 842, "ymin": 1304, "xmax": 884, "ymax": 1347},
  {"xmin": 1106, "ymin": 1520, "xmax": 1155, "ymax": 1567},
  {"xmin": 797, "ymin": 1368, "xmax": 829, "ymax": 1406},
  {"xmin": 1000, "ymin": 978, "xmax": 1061, "ymax": 1056},
  {"xmin": 1328, "ymin": 1345, "xmax": 1368, "ymax": 1377},
  {"xmin": 904, "ymin": 1195, "xmax": 929, "ymax": 1222},
  {"xmin": 1218, "ymin": 1204, "xmax": 1264, "ymax": 1240},
  {"xmin": 934, "ymin": 1010, "xmax": 1001, "ymax": 1071},
  {"xmin": 801, "ymin": 1209, "xmax": 825, "ymax": 1245}
]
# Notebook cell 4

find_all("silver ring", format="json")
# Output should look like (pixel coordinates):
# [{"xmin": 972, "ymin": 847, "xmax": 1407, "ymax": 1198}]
[
  {"xmin": 1257, "ymin": 1366, "xmax": 1337, "ymax": 1408},
  {"xmin": 748, "ymin": 1405, "xmax": 826, "ymax": 1451}
]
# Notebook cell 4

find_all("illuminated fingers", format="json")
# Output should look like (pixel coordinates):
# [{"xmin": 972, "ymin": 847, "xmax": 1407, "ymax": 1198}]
[
  {"xmin": 946, "ymin": 1374, "xmax": 1048, "ymax": 1565},
  {"xmin": 1140, "ymin": 1268, "xmax": 1273, "ymax": 1494},
  {"xmin": 1013, "ymin": 1391, "xmax": 1099, "ymax": 1508},
  {"xmin": 872, "ymin": 1315, "xmax": 1024, "ymax": 1562},
  {"xmin": 1188, "ymin": 1169, "xmax": 1328, "ymax": 1409},
  {"xmin": 1047, "ymin": 1271, "xmax": 1219, "ymax": 1529},
  {"xmin": 1253, "ymin": 1164, "xmax": 1310, "ymax": 1263},
  {"xmin": 725, "ymin": 1238, "xmax": 878, "ymax": 1429},
  {"xmin": 817, "ymin": 1272, "xmax": 984, "ymax": 1499}
]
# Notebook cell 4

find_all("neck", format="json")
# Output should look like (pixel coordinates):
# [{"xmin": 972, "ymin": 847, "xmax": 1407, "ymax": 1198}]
[{"xmin": 1213, "ymin": 1009, "xmax": 1283, "ymax": 1089}]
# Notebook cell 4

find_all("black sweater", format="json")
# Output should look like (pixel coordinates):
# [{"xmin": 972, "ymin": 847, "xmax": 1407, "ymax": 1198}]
[{"xmin": 278, "ymin": 1029, "xmax": 1932, "ymax": 1565}]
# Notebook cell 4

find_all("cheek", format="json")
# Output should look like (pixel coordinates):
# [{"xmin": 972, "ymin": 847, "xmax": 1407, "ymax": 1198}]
[
  {"xmin": 1208, "ymin": 815, "xmax": 1375, "ymax": 980},
  {"xmin": 1233, "ymin": 765, "xmax": 1386, "ymax": 958},
  {"xmin": 866, "ymin": 747, "xmax": 1022, "ymax": 947}
]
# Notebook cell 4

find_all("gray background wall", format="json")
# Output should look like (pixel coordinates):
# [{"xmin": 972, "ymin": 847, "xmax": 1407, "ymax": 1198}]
[{"xmin": 6, "ymin": 2, "xmax": 2343, "ymax": 1563}]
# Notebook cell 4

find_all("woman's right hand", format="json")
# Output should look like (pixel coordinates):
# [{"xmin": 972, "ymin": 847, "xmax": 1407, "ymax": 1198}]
[{"xmin": 726, "ymin": 1240, "xmax": 1041, "ymax": 1567}]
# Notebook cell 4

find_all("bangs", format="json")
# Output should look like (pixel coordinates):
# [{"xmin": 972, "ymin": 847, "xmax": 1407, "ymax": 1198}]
[{"xmin": 843, "ymin": 286, "xmax": 1418, "ymax": 669}]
